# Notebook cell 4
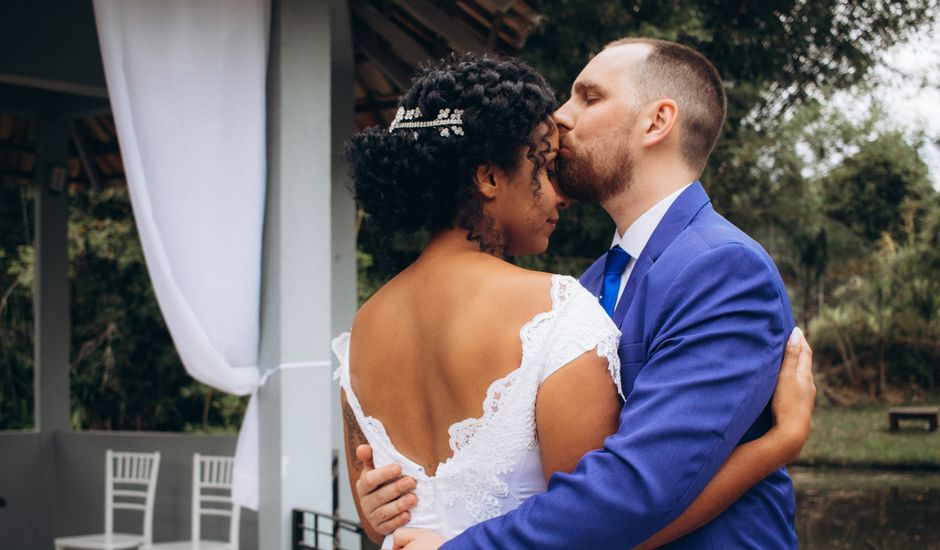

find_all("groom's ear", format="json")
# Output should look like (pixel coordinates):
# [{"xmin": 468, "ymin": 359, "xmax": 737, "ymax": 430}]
[
  {"xmin": 474, "ymin": 164, "xmax": 500, "ymax": 199},
  {"xmin": 641, "ymin": 99, "xmax": 678, "ymax": 148}
]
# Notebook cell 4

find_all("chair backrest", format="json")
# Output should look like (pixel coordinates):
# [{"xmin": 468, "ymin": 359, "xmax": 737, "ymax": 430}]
[
  {"xmin": 191, "ymin": 453, "xmax": 240, "ymax": 548},
  {"xmin": 105, "ymin": 450, "xmax": 161, "ymax": 545}
]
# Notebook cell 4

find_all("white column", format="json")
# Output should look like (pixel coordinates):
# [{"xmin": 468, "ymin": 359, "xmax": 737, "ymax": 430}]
[
  {"xmin": 34, "ymin": 118, "xmax": 71, "ymax": 435},
  {"xmin": 329, "ymin": 0, "xmax": 359, "ymax": 534},
  {"xmin": 33, "ymin": 117, "xmax": 71, "ymax": 548},
  {"xmin": 259, "ymin": 0, "xmax": 335, "ymax": 548}
]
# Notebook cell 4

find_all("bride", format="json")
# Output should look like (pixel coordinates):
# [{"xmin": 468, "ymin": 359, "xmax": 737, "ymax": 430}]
[{"xmin": 337, "ymin": 53, "xmax": 814, "ymax": 549}]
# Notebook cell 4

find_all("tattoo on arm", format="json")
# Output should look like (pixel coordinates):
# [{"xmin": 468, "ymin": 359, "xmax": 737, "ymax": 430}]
[{"xmin": 343, "ymin": 399, "xmax": 368, "ymax": 471}]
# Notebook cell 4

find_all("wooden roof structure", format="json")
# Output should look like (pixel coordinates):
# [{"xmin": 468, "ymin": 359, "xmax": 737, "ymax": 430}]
[
  {"xmin": 0, "ymin": 0, "xmax": 540, "ymax": 194},
  {"xmin": 0, "ymin": 114, "xmax": 123, "ymax": 192}
]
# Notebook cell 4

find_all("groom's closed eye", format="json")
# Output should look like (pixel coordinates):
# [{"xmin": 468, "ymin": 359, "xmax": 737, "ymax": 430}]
[{"xmin": 573, "ymin": 81, "xmax": 604, "ymax": 104}]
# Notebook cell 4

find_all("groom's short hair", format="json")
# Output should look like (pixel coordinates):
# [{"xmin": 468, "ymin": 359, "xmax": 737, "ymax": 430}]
[{"xmin": 605, "ymin": 38, "xmax": 727, "ymax": 173}]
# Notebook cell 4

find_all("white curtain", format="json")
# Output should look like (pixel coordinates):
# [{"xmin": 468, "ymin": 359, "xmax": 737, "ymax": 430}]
[{"xmin": 94, "ymin": 0, "xmax": 270, "ymax": 510}]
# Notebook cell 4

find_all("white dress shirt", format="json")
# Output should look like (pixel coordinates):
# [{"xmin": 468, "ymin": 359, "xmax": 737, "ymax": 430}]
[{"xmin": 610, "ymin": 183, "xmax": 693, "ymax": 307}]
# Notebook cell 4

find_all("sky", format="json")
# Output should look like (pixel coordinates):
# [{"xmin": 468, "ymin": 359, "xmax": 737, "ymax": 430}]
[{"xmin": 837, "ymin": 19, "xmax": 940, "ymax": 188}]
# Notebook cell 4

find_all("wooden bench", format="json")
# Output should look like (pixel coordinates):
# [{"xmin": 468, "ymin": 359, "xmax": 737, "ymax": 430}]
[{"xmin": 888, "ymin": 406, "xmax": 939, "ymax": 432}]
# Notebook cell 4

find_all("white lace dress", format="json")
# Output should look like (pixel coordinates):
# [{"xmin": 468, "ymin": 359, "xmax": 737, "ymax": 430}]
[{"xmin": 333, "ymin": 275, "xmax": 622, "ymax": 547}]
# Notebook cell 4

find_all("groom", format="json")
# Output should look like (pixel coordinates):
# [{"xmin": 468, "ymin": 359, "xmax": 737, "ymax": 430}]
[{"xmin": 364, "ymin": 38, "xmax": 798, "ymax": 548}]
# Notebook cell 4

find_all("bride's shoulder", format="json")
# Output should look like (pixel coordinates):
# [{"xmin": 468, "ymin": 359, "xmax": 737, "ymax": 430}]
[
  {"xmin": 498, "ymin": 264, "xmax": 585, "ymax": 295},
  {"xmin": 489, "ymin": 267, "xmax": 593, "ymax": 310},
  {"xmin": 489, "ymin": 264, "xmax": 554, "ymax": 296},
  {"xmin": 510, "ymin": 272, "xmax": 611, "ymax": 327}
]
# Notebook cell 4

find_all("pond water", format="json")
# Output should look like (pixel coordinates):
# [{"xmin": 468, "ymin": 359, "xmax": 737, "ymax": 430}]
[{"xmin": 793, "ymin": 467, "xmax": 940, "ymax": 549}]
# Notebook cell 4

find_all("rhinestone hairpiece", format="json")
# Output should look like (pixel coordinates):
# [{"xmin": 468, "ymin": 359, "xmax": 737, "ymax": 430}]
[{"xmin": 389, "ymin": 106, "xmax": 465, "ymax": 137}]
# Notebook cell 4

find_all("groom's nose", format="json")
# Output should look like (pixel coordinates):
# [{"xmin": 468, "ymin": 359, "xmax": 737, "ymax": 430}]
[{"xmin": 553, "ymin": 100, "xmax": 574, "ymax": 133}]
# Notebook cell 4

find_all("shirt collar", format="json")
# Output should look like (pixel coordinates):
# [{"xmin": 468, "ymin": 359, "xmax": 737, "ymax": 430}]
[{"xmin": 611, "ymin": 182, "xmax": 694, "ymax": 257}]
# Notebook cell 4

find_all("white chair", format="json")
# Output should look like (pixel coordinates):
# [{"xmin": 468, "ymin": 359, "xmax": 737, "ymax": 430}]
[
  {"xmin": 148, "ymin": 453, "xmax": 240, "ymax": 550},
  {"xmin": 55, "ymin": 450, "xmax": 161, "ymax": 550}
]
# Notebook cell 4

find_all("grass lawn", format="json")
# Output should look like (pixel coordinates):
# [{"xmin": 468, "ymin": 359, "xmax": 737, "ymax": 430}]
[{"xmin": 795, "ymin": 400, "xmax": 940, "ymax": 470}]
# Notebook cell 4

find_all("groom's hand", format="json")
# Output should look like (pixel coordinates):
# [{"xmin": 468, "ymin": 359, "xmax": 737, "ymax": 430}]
[{"xmin": 355, "ymin": 444, "xmax": 418, "ymax": 536}]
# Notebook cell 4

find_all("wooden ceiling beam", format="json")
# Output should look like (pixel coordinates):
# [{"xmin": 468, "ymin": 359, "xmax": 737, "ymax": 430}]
[
  {"xmin": 390, "ymin": 0, "xmax": 487, "ymax": 53},
  {"xmin": 357, "ymin": 36, "xmax": 413, "ymax": 90},
  {"xmin": 352, "ymin": 0, "xmax": 431, "ymax": 68},
  {"xmin": 491, "ymin": 0, "xmax": 518, "ymax": 12},
  {"xmin": 70, "ymin": 121, "xmax": 102, "ymax": 193}
]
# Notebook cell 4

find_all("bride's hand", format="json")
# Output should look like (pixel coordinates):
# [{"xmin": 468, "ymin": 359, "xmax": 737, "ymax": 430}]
[
  {"xmin": 770, "ymin": 327, "xmax": 816, "ymax": 462},
  {"xmin": 393, "ymin": 528, "xmax": 445, "ymax": 549},
  {"xmin": 355, "ymin": 444, "xmax": 418, "ymax": 536}
]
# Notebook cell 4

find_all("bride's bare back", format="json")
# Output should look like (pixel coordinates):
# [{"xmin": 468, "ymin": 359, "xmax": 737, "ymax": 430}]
[{"xmin": 348, "ymin": 243, "xmax": 556, "ymax": 476}]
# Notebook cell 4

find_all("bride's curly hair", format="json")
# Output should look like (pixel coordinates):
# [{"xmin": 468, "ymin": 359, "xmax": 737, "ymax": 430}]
[{"xmin": 345, "ymin": 53, "xmax": 558, "ymax": 255}]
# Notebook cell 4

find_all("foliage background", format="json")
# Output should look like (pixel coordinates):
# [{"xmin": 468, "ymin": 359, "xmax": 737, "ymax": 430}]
[
  {"xmin": 2, "ymin": 0, "xmax": 939, "ymax": 431},
  {"xmin": 0, "ymin": 185, "xmax": 247, "ymax": 431}
]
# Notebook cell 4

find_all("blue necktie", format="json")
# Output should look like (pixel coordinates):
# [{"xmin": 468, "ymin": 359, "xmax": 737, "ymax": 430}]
[{"xmin": 599, "ymin": 245, "xmax": 630, "ymax": 317}]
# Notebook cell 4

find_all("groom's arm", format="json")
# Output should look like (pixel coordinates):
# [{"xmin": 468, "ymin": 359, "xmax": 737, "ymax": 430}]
[{"xmin": 443, "ymin": 243, "xmax": 790, "ymax": 549}]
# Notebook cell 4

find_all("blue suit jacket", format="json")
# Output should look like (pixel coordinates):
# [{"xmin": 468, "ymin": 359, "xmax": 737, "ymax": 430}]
[{"xmin": 444, "ymin": 182, "xmax": 797, "ymax": 548}]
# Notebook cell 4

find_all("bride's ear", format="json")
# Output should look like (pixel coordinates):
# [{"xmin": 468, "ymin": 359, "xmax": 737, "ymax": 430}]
[{"xmin": 474, "ymin": 164, "xmax": 499, "ymax": 199}]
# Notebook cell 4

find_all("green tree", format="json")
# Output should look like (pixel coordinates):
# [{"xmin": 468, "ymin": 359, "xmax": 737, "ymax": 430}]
[
  {"xmin": 822, "ymin": 132, "xmax": 934, "ymax": 243},
  {"xmin": 0, "ymin": 183, "xmax": 35, "ymax": 430},
  {"xmin": 66, "ymin": 188, "xmax": 247, "ymax": 431},
  {"xmin": 0, "ymin": 184, "xmax": 247, "ymax": 432},
  {"xmin": 806, "ymin": 131, "xmax": 938, "ymax": 400},
  {"xmin": 812, "ymin": 222, "xmax": 940, "ymax": 399}
]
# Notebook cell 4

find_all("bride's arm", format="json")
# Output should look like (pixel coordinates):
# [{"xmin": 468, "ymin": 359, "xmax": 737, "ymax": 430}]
[
  {"xmin": 342, "ymin": 391, "xmax": 409, "ymax": 544},
  {"xmin": 633, "ymin": 330, "xmax": 815, "ymax": 549},
  {"xmin": 535, "ymin": 350, "xmax": 622, "ymax": 481}
]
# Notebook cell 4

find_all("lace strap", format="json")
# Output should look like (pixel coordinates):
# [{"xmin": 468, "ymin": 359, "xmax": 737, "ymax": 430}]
[
  {"xmin": 332, "ymin": 332, "xmax": 365, "ymax": 412},
  {"xmin": 537, "ymin": 279, "xmax": 625, "ymax": 400},
  {"xmin": 332, "ymin": 332, "xmax": 381, "ymax": 445},
  {"xmin": 331, "ymin": 331, "xmax": 352, "ymax": 385},
  {"xmin": 519, "ymin": 275, "xmax": 577, "ymax": 363}
]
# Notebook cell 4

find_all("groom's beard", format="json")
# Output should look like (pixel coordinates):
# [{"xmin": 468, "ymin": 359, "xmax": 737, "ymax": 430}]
[{"xmin": 558, "ymin": 140, "xmax": 633, "ymax": 204}]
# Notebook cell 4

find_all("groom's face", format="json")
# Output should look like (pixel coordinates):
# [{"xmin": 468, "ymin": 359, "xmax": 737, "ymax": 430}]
[{"xmin": 553, "ymin": 45, "xmax": 649, "ymax": 204}]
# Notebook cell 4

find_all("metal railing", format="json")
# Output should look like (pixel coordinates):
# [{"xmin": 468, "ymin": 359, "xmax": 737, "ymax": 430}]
[{"xmin": 292, "ymin": 508, "xmax": 366, "ymax": 550}]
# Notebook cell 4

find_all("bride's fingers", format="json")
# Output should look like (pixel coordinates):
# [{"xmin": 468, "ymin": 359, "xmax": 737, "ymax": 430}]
[
  {"xmin": 780, "ymin": 327, "xmax": 802, "ymax": 376},
  {"xmin": 797, "ymin": 334, "xmax": 815, "ymax": 404},
  {"xmin": 768, "ymin": 327, "xmax": 816, "ymax": 462},
  {"xmin": 772, "ymin": 327, "xmax": 816, "ymax": 427},
  {"xmin": 772, "ymin": 328, "xmax": 814, "ymax": 418},
  {"xmin": 787, "ymin": 327, "xmax": 814, "ymax": 404}
]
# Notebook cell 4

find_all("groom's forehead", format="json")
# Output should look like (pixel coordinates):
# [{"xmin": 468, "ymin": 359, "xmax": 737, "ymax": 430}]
[{"xmin": 577, "ymin": 43, "xmax": 650, "ymax": 84}]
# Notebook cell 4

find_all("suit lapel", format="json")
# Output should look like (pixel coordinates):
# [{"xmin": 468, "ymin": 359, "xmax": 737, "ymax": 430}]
[
  {"xmin": 611, "ymin": 182, "xmax": 711, "ymax": 327},
  {"xmin": 611, "ymin": 254, "xmax": 651, "ymax": 325},
  {"xmin": 579, "ymin": 253, "xmax": 606, "ymax": 298},
  {"xmin": 641, "ymin": 182, "xmax": 710, "ymax": 262}
]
